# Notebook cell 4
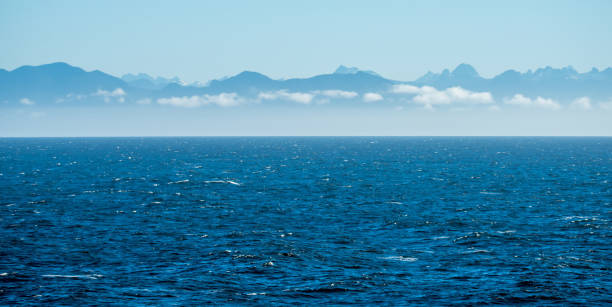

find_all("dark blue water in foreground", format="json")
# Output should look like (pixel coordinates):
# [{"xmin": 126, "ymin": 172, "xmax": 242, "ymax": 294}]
[{"xmin": 1, "ymin": 137, "xmax": 611, "ymax": 305}]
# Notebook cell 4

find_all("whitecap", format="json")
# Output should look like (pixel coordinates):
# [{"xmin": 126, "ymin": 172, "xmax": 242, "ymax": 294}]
[
  {"xmin": 42, "ymin": 274, "xmax": 103, "ymax": 279},
  {"xmin": 168, "ymin": 179, "xmax": 190, "ymax": 185},
  {"xmin": 381, "ymin": 256, "xmax": 418, "ymax": 262},
  {"xmin": 462, "ymin": 249, "xmax": 490, "ymax": 254},
  {"xmin": 562, "ymin": 215, "xmax": 605, "ymax": 222},
  {"xmin": 479, "ymin": 191, "xmax": 501, "ymax": 195},
  {"xmin": 226, "ymin": 180, "xmax": 241, "ymax": 186},
  {"xmin": 205, "ymin": 180, "xmax": 241, "ymax": 186}
]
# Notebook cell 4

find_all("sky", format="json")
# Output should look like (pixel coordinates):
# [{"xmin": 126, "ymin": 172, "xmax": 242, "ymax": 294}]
[{"xmin": 1, "ymin": 0, "xmax": 612, "ymax": 82}]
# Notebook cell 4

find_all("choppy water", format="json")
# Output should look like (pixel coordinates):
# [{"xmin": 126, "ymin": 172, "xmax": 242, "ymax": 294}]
[{"xmin": 1, "ymin": 137, "xmax": 611, "ymax": 305}]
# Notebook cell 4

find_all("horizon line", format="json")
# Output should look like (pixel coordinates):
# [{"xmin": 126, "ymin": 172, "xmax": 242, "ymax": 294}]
[{"xmin": 1, "ymin": 135, "xmax": 610, "ymax": 138}]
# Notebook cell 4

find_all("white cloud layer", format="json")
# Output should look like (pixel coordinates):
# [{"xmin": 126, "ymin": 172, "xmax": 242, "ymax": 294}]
[
  {"xmin": 20, "ymin": 98, "xmax": 35, "ymax": 105},
  {"xmin": 363, "ymin": 92, "xmax": 383, "ymax": 102},
  {"xmin": 315, "ymin": 90, "xmax": 358, "ymax": 99},
  {"xmin": 149, "ymin": 89, "xmax": 362, "ymax": 108},
  {"xmin": 258, "ymin": 90, "xmax": 314, "ymax": 104},
  {"xmin": 504, "ymin": 94, "xmax": 561, "ymax": 110},
  {"xmin": 570, "ymin": 97, "xmax": 592, "ymax": 110},
  {"xmin": 415, "ymin": 86, "xmax": 493, "ymax": 106},
  {"xmin": 157, "ymin": 93, "xmax": 243, "ymax": 108},
  {"xmin": 94, "ymin": 88, "xmax": 126, "ymax": 103},
  {"xmin": 392, "ymin": 84, "xmax": 493, "ymax": 107},
  {"xmin": 391, "ymin": 84, "xmax": 422, "ymax": 94}
]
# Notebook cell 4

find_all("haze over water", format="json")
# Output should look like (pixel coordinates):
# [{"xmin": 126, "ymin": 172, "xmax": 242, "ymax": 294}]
[{"xmin": 1, "ymin": 137, "xmax": 610, "ymax": 305}]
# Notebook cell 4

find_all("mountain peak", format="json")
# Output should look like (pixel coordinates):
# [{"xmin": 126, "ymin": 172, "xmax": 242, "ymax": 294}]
[
  {"xmin": 232, "ymin": 70, "xmax": 271, "ymax": 81},
  {"xmin": 14, "ymin": 62, "xmax": 83, "ymax": 74},
  {"xmin": 334, "ymin": 65, "xmax": 360, "ymax": 74},
  {"xmin": 333, "ymin": 65, "xmax": 381, "ymax": 77},
  {"xmin": 122, "ymin": 73, "xmax": 181, "ymax": 84},
  {"xmin": 43, "ymin": 62, "xmax": 74, "ymax": 68},
  {"xmin": 451, "ymin": 63, "xmax": 479, "ymax": 78},
  {"xmin": 122, "ymin": 73, "xmax": 154, "ymax": 82}
]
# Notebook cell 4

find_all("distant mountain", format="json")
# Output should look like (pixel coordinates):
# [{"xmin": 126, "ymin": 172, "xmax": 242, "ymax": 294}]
[
  {"xmin": 207, "ymin": 71, "xmax": 279, "ymax": 94},
  {"xmin": 122, "ymin": 73, "xmax": 183, "ymax": 90},
  {"xmin": 0, "ymin": 62, "xmax": 128, "ymax": 104},
  {"xmin": 281, "ymin": 71, "xmax": 392, "ymax": 92},
  {"xmin": 333, "ymin": 65, "xmax": 381, "ymax": 77},
  {"xmin": 170, "ymin": 69, "xmax": 394, "ymax": 96},
  {"xmin": 412, "ymin": 63, "xmax": 612, "ymax": 101},
  {"xmin": 1, "ymin": 62, "xmax": 611, "ymax": 107},
  {"xmin": 414, "ymin": 63, "xmax": 483, "ymax": 90}
]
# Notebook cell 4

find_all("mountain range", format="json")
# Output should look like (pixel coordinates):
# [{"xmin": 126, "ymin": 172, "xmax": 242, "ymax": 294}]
[{"xmin": 1, "ymin": 62, "xmax": 611, "ymax": 107}]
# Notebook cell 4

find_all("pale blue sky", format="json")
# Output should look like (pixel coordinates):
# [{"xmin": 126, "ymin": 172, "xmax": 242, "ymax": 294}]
[{"xmin": 1, "ymin": 0, "xmax": 611, "ymax": 82}]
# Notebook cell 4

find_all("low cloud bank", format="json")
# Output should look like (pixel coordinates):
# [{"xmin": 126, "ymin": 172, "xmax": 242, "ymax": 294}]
[
  {"xmin": 20, "ymin": 98, "xmax": 35, "ymax": 105},
  {"xmin": 42, "ymin": 84, "xmax": 611, "ymax": 112},
  {"xmin": 363, "ymin": 92, "xmax": 383, "ymax": 102},
  {"xmin": 314, "ymin": 90, "xmax": 358, "ymax": 99},
  {"xmin": 570, "ymin": 97, "xmax": 592, "ymax": 110},
  {"xmin": 158, "ymin": 93, "xmax": 242, "ymax": 108},
  {"xmin": 504, "ymin": 94, "xmax": 561, "ymax": 110},
  {"xmin": 258, "ymin": 90, "xmax": 314, "ymax": 104},
  {"xmin": 94, "ymin": 88, "xmax": 126, "ymax": 103},
  {"xmin": 392, "ymin": 84, "xmax": 493, "ymax": 108}
]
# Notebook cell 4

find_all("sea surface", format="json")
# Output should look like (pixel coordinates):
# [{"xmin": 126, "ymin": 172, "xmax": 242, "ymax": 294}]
[{"xmin": 1, "ymin": 137, "xmax": 611, "ymax": 305}]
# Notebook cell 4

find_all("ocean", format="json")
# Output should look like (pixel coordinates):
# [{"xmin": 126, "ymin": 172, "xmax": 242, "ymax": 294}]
[{"xmin": 1, "ymin": 137, "xmax": 610, "ymax": 305}]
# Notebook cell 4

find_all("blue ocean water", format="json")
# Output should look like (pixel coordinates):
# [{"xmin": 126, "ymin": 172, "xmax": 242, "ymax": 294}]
[{"xmin": 0, "ymin": 137, "xmax": 610, "ymax": 305}]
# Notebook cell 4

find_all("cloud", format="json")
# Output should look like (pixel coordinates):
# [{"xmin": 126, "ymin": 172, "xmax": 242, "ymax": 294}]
[
  {"xmin": 504, "ymin": 94, "xmax": 561, "ymax": 110},
  {"xmin": 259, "ymin": 89, "xmax": 357, "ymax": 104},
  {"xmin": 414, "ymin": 86, "xmax": 493, "ymax": 106},
  {"xmin": 315, "ymin": 90, "xmax": 358, "ymax": 99},
  {"xmin": 206, "ymin": 92, "xmax": 243, "ymax": 107},
  {"xmin": 503, "ymin": 93, "xmax": 531, "ymax": 106},
  {"xmin": 391, "ymin": 84, "xmax": 422, "ymax": 94},
  {"xmin": 531, "ymin": 97, "xmax": 561, "ymax": 110},
  {"xmin": 111, "ymin": 88, "xmax": 125, "ymax": 96},
  {"xmin": 392, "ymin": 84, "xmax": 493, "ymax": 107},
  {"xmin": 157, "ymin": 93, "xmax": 243, "ymax": 108},
  {"xmin": 570, "ymin": 97, "xmax": 592, "ymax": 110},
  {"xmin": 157, "ymin": 96, "xmax": 202, "ymax": 108},
  {"xmin": 94, "ymin": 88, "xmax": 127, "ymax": 103},
  {"xmin": 20, "ymin": 98, "xmax": 35, "ymax": 105},
  {"xmin": 363, "ymin": 92, "xmax": 383, "ymax": 102},
  {"xmin": 258, "ymin": 90, "xmax": 314, "ymax": 104}
]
